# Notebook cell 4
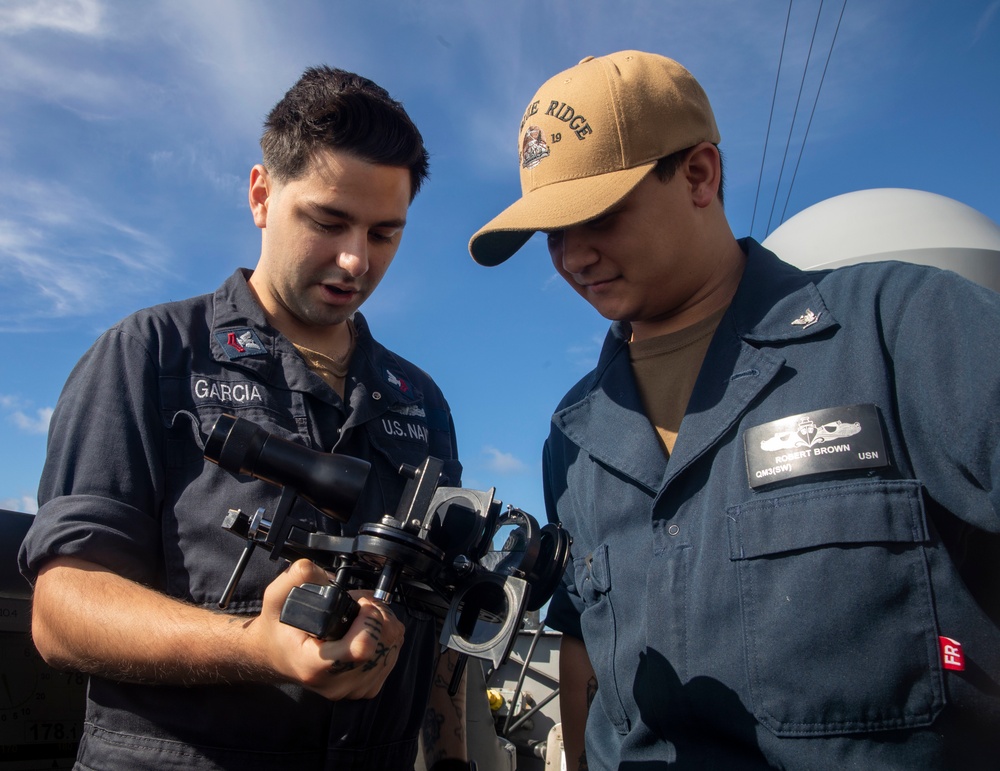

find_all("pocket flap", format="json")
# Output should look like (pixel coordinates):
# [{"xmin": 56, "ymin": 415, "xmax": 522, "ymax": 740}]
[
  {"xmin": 728, "ymin": 479, "xmax": 926, "ymax": 560},
  {"xmin": 574, "ymin": 543, "xmax": 612, "ymax": 595}
]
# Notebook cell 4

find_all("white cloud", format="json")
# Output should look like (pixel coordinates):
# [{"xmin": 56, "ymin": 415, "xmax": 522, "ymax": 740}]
[
  {"xmin": 0, "ymin": 2, "xmax": 194, "ymax": 123},
  {"xmin": 975, "ymin": 1, "xmax": 1000, "ymax": 44},
  {"xmin": 11, "ymin": 407, "xmax": 54, "ymax": 435},
  {"xmin": 0, "ymin": 495, "xmax": 38, "ymax": 514},
  {"xmin": 0, "ymin": 396, "xmax": 54, "ymax": 435},
  {"xmin": 482, "ymin": 446, "xmax": 528, "ymax": 475},
  {"xmin": 566, "ymin": 334, "xmax": 603, "ymax": 372},
  {"xmin": 0, "ymin": 177, "xmax": 171, "ymax": 329},
  {"xmin": 0, "ymin": 44, "xmax": 126, "ymax": 116},
  {"xmin": 543, "ymin": 272, "xmax": 563, "ymax": 291},
  {"xmin": 149, "ymin": 147, "xmax": 248, "ymax": 205},
  {"xmin": 0, "ymin": 0, "xmax": 104, "ymax": 36}
]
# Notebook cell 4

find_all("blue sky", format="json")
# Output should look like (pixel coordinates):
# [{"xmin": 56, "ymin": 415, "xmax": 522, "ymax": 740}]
[{"xmin": 2, "ymin": 0, "xmax": 999, "ymax": 522}]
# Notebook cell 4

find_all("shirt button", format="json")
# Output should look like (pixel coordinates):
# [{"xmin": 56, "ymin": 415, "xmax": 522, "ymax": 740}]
[
  {"xmin": 372, "ymin": 391, "xmax": 382, "ymax": 400},
  {"xmin": 667, "ymin": 524, "xmax": 680, "ymax": 536}
]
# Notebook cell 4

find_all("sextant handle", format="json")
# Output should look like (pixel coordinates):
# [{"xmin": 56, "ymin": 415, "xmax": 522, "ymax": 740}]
[{"xmin": 280, "ymin": 582, "xmax": 359, "ymax": 640}]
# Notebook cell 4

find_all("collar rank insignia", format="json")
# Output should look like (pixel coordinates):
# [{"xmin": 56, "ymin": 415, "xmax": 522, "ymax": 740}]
[
  {"xmin": 215, "ymin": 328, "xmax": 267, "ymax": 360},
  {"xmin": 385, "ymin": 369, "xmax": 411, "ymax": 396},
  {"xmin": 791, "ymin": 308, "xmax": 821, "ymax": 329}
]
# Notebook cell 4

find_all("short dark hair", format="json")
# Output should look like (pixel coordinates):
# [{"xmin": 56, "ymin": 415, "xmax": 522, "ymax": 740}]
[
  {"xmin": 261, "ymin": 65, "xmax": 429, "ymax": 199},
  {"xmin": 653, "ymin": 145, "xmax": 725, "ymax": 206}
]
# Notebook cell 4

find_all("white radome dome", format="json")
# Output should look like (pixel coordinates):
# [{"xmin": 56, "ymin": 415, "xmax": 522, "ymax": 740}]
[{"xmin": 762, "ymin": 188, "xmax": 1000, "ymax": 292}]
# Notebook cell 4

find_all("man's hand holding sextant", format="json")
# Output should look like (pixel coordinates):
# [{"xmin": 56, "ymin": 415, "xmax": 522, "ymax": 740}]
[{"xmin": 249, "ymin": 558, "xmax": 404, "ymax": 700}]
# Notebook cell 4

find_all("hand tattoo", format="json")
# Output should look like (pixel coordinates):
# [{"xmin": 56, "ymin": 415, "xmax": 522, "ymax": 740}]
[
  {"xmin": 329, "ymin": 660, "xmax": 356, "ymax": 674},
  {"xmin": 362, "ymin": 615, "xmax": 384, "ymax": 643},
  {"xmin": 361, "ymin": 641, "xmax": 395, "ymax": 672}
]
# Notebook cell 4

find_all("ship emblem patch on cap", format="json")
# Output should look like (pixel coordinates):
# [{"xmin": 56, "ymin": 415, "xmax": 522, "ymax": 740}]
[{"xmin": 521, "ymin": 126, "xmax": 550, "ymax": 169}]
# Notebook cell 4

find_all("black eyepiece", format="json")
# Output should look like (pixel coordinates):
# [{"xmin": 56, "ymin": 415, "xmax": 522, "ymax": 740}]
[{"xmin": 205, "ymin": 414, "xmax": 370, "ymax": 522}]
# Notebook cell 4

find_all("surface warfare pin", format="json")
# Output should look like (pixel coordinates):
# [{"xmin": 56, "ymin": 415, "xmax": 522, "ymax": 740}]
[
  {"xmin": 743, "ymin": 404, "xmax": 889, "ymax": 489},
  {"xmin": 791, "ymin": 308, "xmax": 821, "ymax": 329},
  {"xmin": 215, "ymin": 328, "xmax": 267, "ymax": 360}
]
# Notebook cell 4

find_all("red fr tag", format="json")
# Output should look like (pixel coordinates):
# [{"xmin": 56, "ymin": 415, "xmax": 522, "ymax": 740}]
[{"xmin": 939, "ymin": 636, "xmax": 965, "ymax": 671}]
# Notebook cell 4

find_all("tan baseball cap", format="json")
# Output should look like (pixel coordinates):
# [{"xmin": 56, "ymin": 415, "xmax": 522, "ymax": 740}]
[{"xmin": 469, "ymin": 50, "xmax": 721, "ymax": 267}]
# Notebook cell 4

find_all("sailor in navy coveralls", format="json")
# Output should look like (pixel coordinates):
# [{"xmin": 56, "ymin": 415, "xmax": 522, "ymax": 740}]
[{"xmin": 470, "ymin": 50, "xmax": 1000, "ymax": 770}]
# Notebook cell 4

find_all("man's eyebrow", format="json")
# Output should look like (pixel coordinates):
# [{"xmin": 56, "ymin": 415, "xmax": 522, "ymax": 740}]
[{"xmin": 308, "ymin": 202, "xmax": 406, "ymax": 229}]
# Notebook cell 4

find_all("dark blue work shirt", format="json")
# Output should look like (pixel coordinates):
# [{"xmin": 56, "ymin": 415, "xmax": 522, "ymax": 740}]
[
  {"xmin": 544, "ymin": 240, "xmax": 1000, "ymax": 769},
  {"xmin": 20, "ymin": 269, "xmax": 462, "ymax": 770}
]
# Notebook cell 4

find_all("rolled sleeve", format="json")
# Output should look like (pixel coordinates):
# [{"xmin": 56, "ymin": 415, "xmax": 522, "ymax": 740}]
[{"xmin": 19, "ymin": 325, "xmax": 165, "ymax": 585}]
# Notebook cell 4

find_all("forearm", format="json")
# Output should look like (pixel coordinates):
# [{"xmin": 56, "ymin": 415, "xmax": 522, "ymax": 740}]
[
  {"xmin": 559, "ymin": 634, "xmax": 596, "ymax": 771},
  {"xmin": 31, "ymin": 556, "xmax": 273, "ymax": 685},
  {"xmin": 422, "ymin": 648, "xmax": 467, "ymax": 765},
  {"xmin": 31, "ymin": 556, "xmax": 406, "ymax": 701}
]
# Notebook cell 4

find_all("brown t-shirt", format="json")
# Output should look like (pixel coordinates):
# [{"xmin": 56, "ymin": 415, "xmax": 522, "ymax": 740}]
[{"xmin": 629, "ymin": 307, "xmax": 727, "ymax": 456}]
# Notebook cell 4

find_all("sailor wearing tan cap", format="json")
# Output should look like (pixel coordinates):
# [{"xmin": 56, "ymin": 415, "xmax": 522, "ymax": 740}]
[{"xmin": 471, "ymin": 51, "xmax": 1000, "ymax": 770}]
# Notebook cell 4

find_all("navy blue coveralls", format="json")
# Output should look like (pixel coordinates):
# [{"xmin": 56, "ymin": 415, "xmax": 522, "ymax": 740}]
[
  {"xmin": 20, "ymin": 269, "xmax": 462, "ymax": 771},
  {"xmin": 544, "ymin": 240, "xmax": 1000, "ymax": 769}
]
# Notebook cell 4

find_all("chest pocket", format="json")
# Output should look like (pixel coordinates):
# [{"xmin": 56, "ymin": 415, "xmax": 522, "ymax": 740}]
[
  {"xmin": 160, "ymin": 372, "xmax": 308, "ymax": 469},
  {"xmin": 573, "ymin": 545, "xmax": 630, "ymax": 734},
  {"xmin": 156, "ymin": 372, "xmax": 313, "ymax": 606},
  {"xmin": 728, "ymin": 478, "xmax": 945, "ymax": 736},
  {"xmin": 363, "ymin": 406, "xmax": 437, "ymax": 510}
]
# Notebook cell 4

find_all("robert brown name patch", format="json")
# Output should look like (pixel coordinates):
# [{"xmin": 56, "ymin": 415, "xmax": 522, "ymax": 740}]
[{"xmin": 743, "ymin": 404, "xmax": 888, "ymax": 489}]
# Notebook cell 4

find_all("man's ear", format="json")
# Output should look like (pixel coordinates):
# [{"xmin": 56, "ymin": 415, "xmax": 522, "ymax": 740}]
[
  {"xmin": 249, "ymin": 164, "xmax": 271, "ymax": 229},
  {"xmin": 684, "ymin": 143, "xmax": 721, "ymax": 209}
]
